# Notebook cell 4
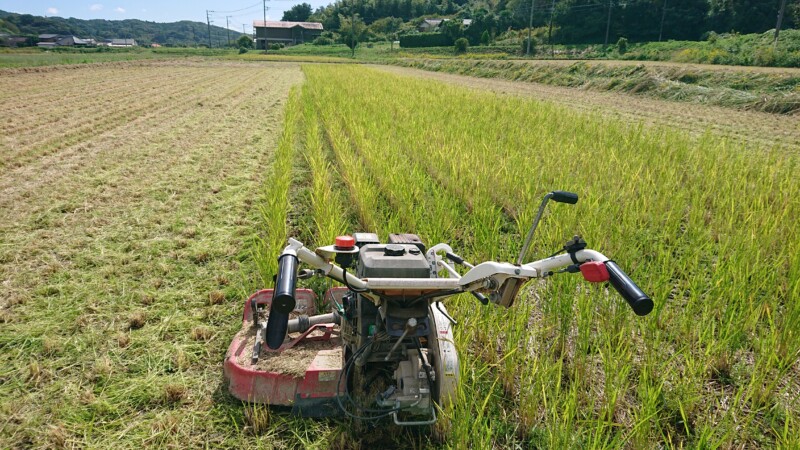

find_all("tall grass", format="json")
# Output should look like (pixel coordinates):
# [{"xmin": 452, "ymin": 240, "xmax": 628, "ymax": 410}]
[
  {"xmin": 299, "ymin": 92, "xmax": 351, "ymax": 247},
  {"xmin": 252, "ymin": 87, "xmax": 302, "ymax": 286},
  {"xmin": 286, "ymin": 64, "xmax": 800, "ymax": 447}
]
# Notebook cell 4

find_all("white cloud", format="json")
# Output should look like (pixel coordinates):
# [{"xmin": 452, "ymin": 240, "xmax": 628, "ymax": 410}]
[
  {"xmin": 89, "ymin": 4, "xmax": 103, "ymax": 11},
  {"xmin": 47, "ymin": 7, "xmax": 58, "ymax": 14},
  {"xmin": 114, "ymin": 6, "xmax": 126, "ymax": 13}
]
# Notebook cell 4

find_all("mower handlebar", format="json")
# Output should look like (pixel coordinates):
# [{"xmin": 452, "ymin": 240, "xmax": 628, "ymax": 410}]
[
  {"xmin": 265, "ymin": 253, "xmax": 299, "ymax": 349},
  {"xmin": 603, "ymin": 260, "xmax": 653, "ymax": 316},
  {"xmin": 286, "ymin": 238, "xmax": 653, "ymax": 318}
]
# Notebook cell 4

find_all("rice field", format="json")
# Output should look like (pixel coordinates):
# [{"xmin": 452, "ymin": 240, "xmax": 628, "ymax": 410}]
[
  {"xmin": 1, "ymin": 59, "xmax": 798, "ymax": 448},
  {"xmin": 269, "ymin": 64, "xmax": 799, "ymax": 447}
]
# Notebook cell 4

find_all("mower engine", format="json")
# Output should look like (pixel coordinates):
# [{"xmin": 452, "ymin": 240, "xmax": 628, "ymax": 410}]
[{"xmin": 340, "ymin": 233, "xmax": 457, "ymax": 422}]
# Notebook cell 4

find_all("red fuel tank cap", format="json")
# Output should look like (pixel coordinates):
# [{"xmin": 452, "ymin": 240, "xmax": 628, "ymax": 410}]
[{"xmin": 334, "ymin": 235, "xmax": 356, "ymax": 250}]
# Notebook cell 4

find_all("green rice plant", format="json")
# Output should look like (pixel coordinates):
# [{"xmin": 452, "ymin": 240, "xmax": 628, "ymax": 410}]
[
  {"xmin": 303, "ymin": 77, "xmax": 401, "ymax": 236},
  {"xmin": 299, "ymin": 88, "xmax": 351, "ymax": 247},
  {"xmin": 294, "ymin": 64, "xmax": 800, "ymax": 447},
  {"xmin": 252, "ymin": 87, "xmax": 302, "ymax": 286}
]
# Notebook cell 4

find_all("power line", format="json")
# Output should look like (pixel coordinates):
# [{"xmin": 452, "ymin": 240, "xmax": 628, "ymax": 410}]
[{"xmin": 212, "ymin": 1, "xmax": 262, "ymax": 14}]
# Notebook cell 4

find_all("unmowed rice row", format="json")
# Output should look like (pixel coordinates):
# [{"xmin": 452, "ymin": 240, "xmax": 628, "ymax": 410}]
[{"xmin": 282, "ymin": 64, "xmax": 799, "ymax": 448}]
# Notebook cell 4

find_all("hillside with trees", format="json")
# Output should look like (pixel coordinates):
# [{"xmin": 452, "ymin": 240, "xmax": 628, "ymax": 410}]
[
  {"xmin": 306, "ymin": 0, "xmax": 797, "ymax": 45},
  {"xmin": 0, "ymin": 10, "xmax": 242, "ymax": 47}
]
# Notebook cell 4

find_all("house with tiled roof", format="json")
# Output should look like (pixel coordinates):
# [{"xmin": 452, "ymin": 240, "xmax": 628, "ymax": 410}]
[{"xmin": 252, "ymin": 20, "xmax": 323, "ymax": 49}]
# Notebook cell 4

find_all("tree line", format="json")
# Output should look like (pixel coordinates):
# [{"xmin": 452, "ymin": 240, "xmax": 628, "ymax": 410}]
[{"xmin": 282, "ymin": 0, "xmax": 797, "ymax": 44}]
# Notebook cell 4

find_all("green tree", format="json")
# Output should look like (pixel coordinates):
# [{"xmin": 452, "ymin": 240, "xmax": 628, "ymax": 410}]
[
  {"xmin": 454, "ymin": 37, "xmax": 468, "ymax": 53},
  {"xmin": 368, "ymin": 16, "xmax": 403, "ymax": 37},
  {"xmin": 707, "ymin": 0, "xmax": 779, "ymax": 34},
  {"xmin": 282, "ymin": 3, "xmax": 313, "ymax": 22},
  {"xmin": 237, "ymin": 34, "xmax": 253, "ymax": 49},
  {"xmin": 440, "ymin": 18, "xmax": 464, "ymax": 43},
  {"xmin": 338, "ymin": 13, "xmax": 367, "ymax": 57},
  {"xmin": 616, "ymin": 36, "xmax": 627, "ymax": 54},
  {"xmin": 480, "ymin": 30, "xmax": 490, "ymax": 45}
]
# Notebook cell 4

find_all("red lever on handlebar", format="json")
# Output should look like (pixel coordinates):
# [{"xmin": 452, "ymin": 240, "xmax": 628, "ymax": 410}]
[{"xmin": 580, "ymin": 261, "xmax": 610, "ymax": 282}]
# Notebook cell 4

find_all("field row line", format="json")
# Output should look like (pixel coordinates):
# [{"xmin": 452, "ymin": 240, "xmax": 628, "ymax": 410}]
[
  {"xmin": 0, "ymin": 67, "xmax": 260, "ymax": 208},
  {"xmin": 299, "ymin": 87, "xmax": 351, "ymax": 247},
  {"xmin": 1, "ymin": 66, "xmax": 237, "ymax": 166},
  {"xmin": 0, "ymin": 66, "xmax": 187, "ymax": 119},
  {"xmin": 1, "ymin": 67, "xmax": 252, "ymax": 175}
]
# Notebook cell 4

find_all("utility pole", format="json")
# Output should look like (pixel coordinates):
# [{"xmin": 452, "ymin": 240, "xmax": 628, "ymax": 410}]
[
  {"xmin": 351, "ymin": 13, "xmax": 356, "ymax": 57},
  {"xmin": 526, "ymin": 0, "xmax": 535, "ymax": 56},
  {"xmin": 604, "ymin": 0, "xmax": 612, "ymax": 47},
  {"xmin": 547, "ymin": 0, "xmax": 556, "ymax": 57},
  {"xmin": 263, "ymin": 0, "xmax": 268, "ymax": 52},
  {"xmin": 243, "ymin": 24, "xmax": 246, "ymax": 34},
  {"xmin": 206, "ymin": 10, "xmax": 212, "ymax": 48},
  {"xmin": 774, "ymin": 0, "xmax": 787, "ymax": 47},
  {"xmin": 226, "ymin": 16, "xmax": 232, "ymax": 47},
  {"xmin": 658, "ymin": 0, "xmax": 667, "ymax": 41}
]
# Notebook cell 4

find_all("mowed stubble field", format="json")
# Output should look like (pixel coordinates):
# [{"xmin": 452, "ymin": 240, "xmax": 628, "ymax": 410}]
[
  {"xmin": 1, "ymin": 58, "xmax": 799, "ymax": 448},
  {"xmin": 0, "ymin": 60, "xmax": 314, "ymax": 448}
]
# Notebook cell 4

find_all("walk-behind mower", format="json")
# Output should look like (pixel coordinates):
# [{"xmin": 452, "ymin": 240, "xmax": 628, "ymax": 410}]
[{"xmin": 224, "ymin": 191, "xmax": 653, "ymax": 425}]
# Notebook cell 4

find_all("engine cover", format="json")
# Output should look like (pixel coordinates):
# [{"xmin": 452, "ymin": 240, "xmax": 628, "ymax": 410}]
[{"xmin": 357, "ymin": 243, "xmax": 430, "ymax": 279}]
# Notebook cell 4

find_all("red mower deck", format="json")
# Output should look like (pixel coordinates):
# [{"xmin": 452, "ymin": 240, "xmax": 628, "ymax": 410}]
[{"xmin": 224, "ymin": 289, "xmax": 345, "ymax": 416}]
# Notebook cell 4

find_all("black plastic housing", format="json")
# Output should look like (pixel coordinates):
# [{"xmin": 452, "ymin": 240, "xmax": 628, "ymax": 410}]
[
  {"xmin": 604, "ymin": 260, "xmax": 653, "ymax": 316},
  {"xmin": 551, "ymin": 190, "xmax": 579, "ymax": 204},
  {"xmin": 266, "ymin": 254, "xmax": 298, "ymax": 349}
]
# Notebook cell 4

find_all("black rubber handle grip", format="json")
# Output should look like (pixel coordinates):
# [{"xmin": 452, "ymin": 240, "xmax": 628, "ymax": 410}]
[
  {"xmin": 604, "ymin": 261, "xmax": 653, "ymax": 316},
  {"xmin": 551, "ymin": 191, "xmax": 578, "ymax": 204},
  {"xmin": 266, "ymin": 254, "xmax": 298, "ymax": 349}
]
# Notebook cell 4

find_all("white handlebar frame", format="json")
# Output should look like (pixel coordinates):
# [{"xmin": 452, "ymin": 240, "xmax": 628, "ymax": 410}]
[{"xmin": 284, "ymin": 238, "xmax": 609, "ymax": 305}]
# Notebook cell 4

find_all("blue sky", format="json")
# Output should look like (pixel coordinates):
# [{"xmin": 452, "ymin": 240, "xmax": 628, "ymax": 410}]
[{"xmin": 0, "ymin": 1, "xmax": 330, "ymax": 32}]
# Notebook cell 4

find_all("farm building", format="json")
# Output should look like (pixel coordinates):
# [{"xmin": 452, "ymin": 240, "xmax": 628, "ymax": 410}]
[
  {"xmin": 37, "ymin": 34, "xmax": 97, "ymax": 48},
  {"xmin": 417, "ymin": 18, "xmax": 472, "ymax": 32},
  {"xmin": 36, "ymin": 34, "xmax": 59, "ymax": 48},
  {"xmin": 103, "ymin": 38, "xmax": 138, "ymax": 47},
  {"xmin": 418, "ymin": 19, "xmax": 443, "ymax": 32},
  {"xmin": 252, "ymin": 20, "xmax": 323, "ymax": 49},
  {"xmin": 1, "ymin": 35, "xmax": 30, "ymax": 47}
]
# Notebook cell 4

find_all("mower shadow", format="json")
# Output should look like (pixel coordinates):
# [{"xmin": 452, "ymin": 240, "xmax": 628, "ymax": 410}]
[{"xmin": 213, "ymin": 370, "xmax": 439, "ymax": 448}]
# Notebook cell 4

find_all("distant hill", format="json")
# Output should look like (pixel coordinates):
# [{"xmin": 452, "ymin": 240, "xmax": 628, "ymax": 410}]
[{"xmin": 0, "ymin": 9, "xmax": 243, "ymax": 47}]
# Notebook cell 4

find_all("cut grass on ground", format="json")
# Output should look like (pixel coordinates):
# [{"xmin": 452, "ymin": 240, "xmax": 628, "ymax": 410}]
[
  {"xmin": 0, "ymin": 60, "xmax": 310, "ymax": 448},
  {"xmin": 389, "ymin": 58, "xmax": 800, "ymax": 114}
]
